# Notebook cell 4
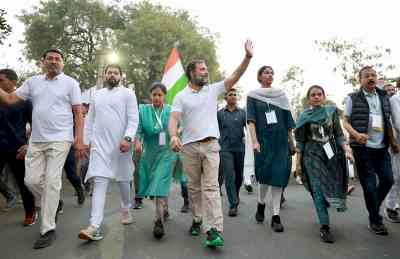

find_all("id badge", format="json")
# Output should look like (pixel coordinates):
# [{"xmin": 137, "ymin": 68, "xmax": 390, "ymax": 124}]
[
  {"xmin": 159, "ymin": 132, "xmax": 166, "ymax": 146},
  {"xmin": 323, "ymin": 142, "xmax": 334, "ymax": 160},
  {"xmin": 372, "ymin": 115, "xmax": 383, "ymax": 132},
  {"xmin": 265, "ymin": 111, "xmax": 278, "ymax": 124}
]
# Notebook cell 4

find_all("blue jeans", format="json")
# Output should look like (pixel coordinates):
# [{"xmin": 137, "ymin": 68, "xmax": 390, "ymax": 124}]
[
  {"xmin": 353, "ymin": 147, "xmax": 394, "ymax": 224},
  {"xmin": 219, "ymin": 151, "xmax": 245, "ymax": 209}
]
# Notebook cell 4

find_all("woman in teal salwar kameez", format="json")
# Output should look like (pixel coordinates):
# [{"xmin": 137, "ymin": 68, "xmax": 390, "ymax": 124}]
[
  {"xmin": 295, "ymin": 85, "xmax": 353, "ymax": 243},
  {"xmin": 135, "ymin": 82, "xmax": 176, "ymax": 239}
]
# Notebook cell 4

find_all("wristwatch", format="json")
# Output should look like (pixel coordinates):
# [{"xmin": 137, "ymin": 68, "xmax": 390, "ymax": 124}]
[{"xmin": 124, "ymin": 136, "xmax": 133, "ymax": 143}]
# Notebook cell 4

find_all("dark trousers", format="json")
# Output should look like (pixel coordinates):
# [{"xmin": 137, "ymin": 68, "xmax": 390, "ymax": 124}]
[
  {"xmin": 219, "ymin": 151, "xmax": 245, "ymax": 209},
  {"xmin": 0, "ymin": 151, "xmax": 35, "ymax": 214},
  {"xmin": 353, "ymin": 147, "xmax": 394, "ymax": 224},
  {"xmin": 64, "ymin": 148, "xmax": 82, "ymax": 192},
  {"xmin": 181, "ymin": 180, "xmax": 188, "ymax": 199},
  {"xmin": 0, "ymin": 166, "xmax": 15, "ymax": 199}
]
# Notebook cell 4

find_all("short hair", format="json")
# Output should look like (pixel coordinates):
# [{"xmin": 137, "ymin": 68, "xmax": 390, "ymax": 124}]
[
  {"xmin": 185, "ymin": 60, "xmax": 205, "ymax": 81},
  {"xmin": 0, "ymin": 68, "xmax": 18, "ymax": 81},
  {"xmin": 42, "ymin": 48, "xmax": 64, "ymax": 59},
  {"xmin": 104, "ymin": 63, "xmax": 122, "ymax": 75},
  {"xmin": 225, "ymin": 88, "xmax": 237, "ymax": 96},
  {"xmin": 257, "ymin": 66, "xmax": 274, "ymax": 83},
  {"xmin": 358, "ymin": 66, "xmax": 375, "ymax": 80},
  {"xmin": 149, "ymin": 81, "xmax": 167, "ymax": 94},
  {"xmin": 306, "ymin": 85, "xmax": 325, "ymax": 99}
]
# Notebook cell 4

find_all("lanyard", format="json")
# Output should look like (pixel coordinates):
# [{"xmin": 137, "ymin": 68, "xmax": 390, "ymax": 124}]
[{"xmin": 152, "ymin": 105, "xmax": 164, "ymax": 130}]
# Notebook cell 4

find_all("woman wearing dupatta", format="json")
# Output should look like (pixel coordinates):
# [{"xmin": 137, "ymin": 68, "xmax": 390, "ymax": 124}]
[
  {"xmin": 295, "ymin": 85, "xmax": 353, "ymax": 243},
  {"xmin": 134, "ymin": 82, "xmax": 176, "ymax": 239},
  {"xmin": 247, "ymin": 65, "xmax": 295, "ymax": 233}
]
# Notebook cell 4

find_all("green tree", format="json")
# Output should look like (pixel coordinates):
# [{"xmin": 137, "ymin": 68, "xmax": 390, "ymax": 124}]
[
  {"xmin": 315, "ymin": 38, "xmax": 395, "ymax": 89},
  {"xmin": 18, "ymin": 0, "xmax": 124, "ymax": 88},
  {"xmin": 0, "ymin": 9, "xmax": 12, "ymax": 45},
  {"xmin": 281, "ymin": 65, "xmax": 304, "ymax": 116},
  {"xmin": 116, "ymin": 1, "xmax": 221, "ymax": 101}
]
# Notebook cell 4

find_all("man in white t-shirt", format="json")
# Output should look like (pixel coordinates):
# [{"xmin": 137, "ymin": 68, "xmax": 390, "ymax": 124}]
[
  {"xmin": 0, "ymin": 49, "xmax": 85, "ymax": 249},
  {"xmin": 169, "ymin": 40, "xmax": 253, "ymax": 248}
]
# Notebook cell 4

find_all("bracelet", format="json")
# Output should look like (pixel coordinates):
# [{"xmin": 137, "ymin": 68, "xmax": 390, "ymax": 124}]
[{"xmin": 245, "ymin": 54, "xmax": 253, "ymax": 59}]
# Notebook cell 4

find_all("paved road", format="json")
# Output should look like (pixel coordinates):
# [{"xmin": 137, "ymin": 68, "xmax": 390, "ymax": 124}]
[{"xmin": 1, "ymin": 179, "xmax": 399, "ymax": 259}]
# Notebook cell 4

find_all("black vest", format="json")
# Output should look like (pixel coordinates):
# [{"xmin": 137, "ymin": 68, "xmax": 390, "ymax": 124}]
[{"xmin": 348, "ymin": 88, "xmax": 391, "ymax": 147}]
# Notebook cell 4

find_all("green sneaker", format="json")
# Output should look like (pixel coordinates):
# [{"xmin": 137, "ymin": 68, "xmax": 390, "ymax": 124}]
[
  {"xmin": 205, "ymin": 228, "xmax": 224, "ymax": 248},
  {"xmin": 189, "ymin": 220, "xmax": 202, "ymax": 236}
]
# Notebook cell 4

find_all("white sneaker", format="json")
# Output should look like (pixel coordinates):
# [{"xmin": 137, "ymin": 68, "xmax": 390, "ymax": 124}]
[
  {"xmin": 295, "ymin": 176, "xmax": 303, "ymax": 185},
  {"xmin": 78, "ymin": 225, "xmax": 103, "ymax": 241},
  {"xmin": 121, "ymin": 209, "xmax": 133, "ymax": 225}
]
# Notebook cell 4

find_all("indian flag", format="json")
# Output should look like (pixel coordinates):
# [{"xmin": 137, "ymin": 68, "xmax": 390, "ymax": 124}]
[{"xmin": 162, "ymin": 48, "xmax": 189, "ymax": 104}]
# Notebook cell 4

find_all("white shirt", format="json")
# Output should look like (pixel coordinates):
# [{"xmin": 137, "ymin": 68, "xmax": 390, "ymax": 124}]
[
  {"xmin": 16, "ymin": 73, "xmax": 81, "ymax": 143},
  {"xmin": 171, "ymin": 81, "xmax": 225, "ymax": 145},
  {"xmin": 390, "ymin": 94, "xmax": 400, "ymax": 143}
]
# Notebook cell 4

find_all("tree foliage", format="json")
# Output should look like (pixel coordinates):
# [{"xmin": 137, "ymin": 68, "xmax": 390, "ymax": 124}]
[
  {"xmin": 315, "ymin": 38, "xmax": 395, "ymax": 89},
  {"xmin": 18, "ymin": 0, "xmax": 221, "ymax": 99},
  {"xmin": 0, "ymin": 9, "xmax": 12, "ymax": 45},
  {"xmin": 281, "ymin": 65, "xmax": 304, "ymax": 116},
  {"xmin": 18, "ymin": 0, "xmax": 125, "ymax": 88},
  {"xmin": 116, "ymin": 1, "xmax": 221, "ymax": 101}
]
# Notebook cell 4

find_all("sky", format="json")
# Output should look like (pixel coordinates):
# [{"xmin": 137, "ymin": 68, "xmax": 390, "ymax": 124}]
[{"xmin": 1, "ymin": 0, "xmax": 400, "ymax": 107}]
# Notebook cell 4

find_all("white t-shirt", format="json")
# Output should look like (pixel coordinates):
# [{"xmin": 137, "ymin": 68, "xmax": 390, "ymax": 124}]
[
  {"xmin": 171, "ymin": 81, "xmax": 225, "ymax": 145},
  {"xmin": 16, "ymin": 73, "xmax": 82, "ymax": 142}
]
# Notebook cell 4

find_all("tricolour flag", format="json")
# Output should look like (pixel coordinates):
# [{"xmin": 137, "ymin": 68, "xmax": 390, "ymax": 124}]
[{"xmin": 162, "ymin": 48, "xmax": 189, "ymax": 104}]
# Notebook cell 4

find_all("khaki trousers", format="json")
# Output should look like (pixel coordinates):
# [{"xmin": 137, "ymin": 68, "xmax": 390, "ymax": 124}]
[
  {"xmin": 24, "ymin": 141, "xmax": 72, "ymax": 234},
  {"xmin": 181, "ymin": 139, "xmax": 223, "ymax": 232}
]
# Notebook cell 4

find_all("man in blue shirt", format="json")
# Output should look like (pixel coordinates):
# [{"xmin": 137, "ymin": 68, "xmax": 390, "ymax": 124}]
[{"xmin": 217, "ymin": 88, "xmax": 246, "ymax": 217}]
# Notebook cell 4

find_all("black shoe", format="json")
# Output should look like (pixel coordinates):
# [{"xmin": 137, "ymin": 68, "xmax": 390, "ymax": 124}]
[
  {"xmin": 189, "ymin": 219, "xmax": 202, "ymax": 236},
  {"xmin": 228, "ymin": 206, "xmax": 238, "ymax": 217},
  {"xmin": 33, "ymin": 230, "xmax": 56, "ymax": 249},
  {"xmin": 153, "ymin": 219, "xmax": 165, "ymax": 239},
  {"xmin": 55, "ymin": 200, "xmax": 63, "ymax": 223},
  {"xmin": 77, "ymin": 186, "xmax": 85, "ymax": 206},
  {"xmin": 133, "ymin": 198, "xmax": 143, "ymax": 209},
  {"xmin": 271, "ymin": 215, "xmax": 284, "ymax": 232},
  {"xmin": 320, "ymin": 225, "xmax": 334, "ymax": 243},
  {"xmin": 280, "ymin": 195, "xmax": 286, "ymax": 208},
  {"xmin": 244, "ymin": 184, "xmax": 253, "ymax": 194},
  {"xmin": 180, "ymin": 200, "xmax": 189, "ymax": 213},
  {"xmin": 255, "ymin": 203, "xmax": 265, "ymax": 223},
  {"xmin": 163, "ymin": 210, "xmax": 170, "ymax": 221},
  {"xmin": 384, "ymin": 208, "xmax": 400, "ymax": 223},
  {"xmin": 368, "ymin": 222, "xmax": 389, "ymax": 236}
]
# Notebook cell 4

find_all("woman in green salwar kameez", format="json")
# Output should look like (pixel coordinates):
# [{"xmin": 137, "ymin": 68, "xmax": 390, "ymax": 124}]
[
  {"xmin": 135, "ymin": 82, "xmax": 177, "ymax": 239},
  {"xmin": 295, "ymin": 85, "xmax": 353, "ymax": 243}
]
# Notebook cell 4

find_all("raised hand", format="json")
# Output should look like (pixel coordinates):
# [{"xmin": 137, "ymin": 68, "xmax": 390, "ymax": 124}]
[{"xmin": 245, "ymin": 39, "xmax": 254, "ymax": 58}]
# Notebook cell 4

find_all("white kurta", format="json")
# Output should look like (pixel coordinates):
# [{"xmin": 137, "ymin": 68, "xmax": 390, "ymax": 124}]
[{"xmin": 84, "ymin": 86, "xmax": 138, "ymax": 182}]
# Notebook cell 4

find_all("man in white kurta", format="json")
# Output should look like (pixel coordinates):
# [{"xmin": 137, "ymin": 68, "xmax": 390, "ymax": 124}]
[
  {"xmin": 79, "ymin": 64, "xmax": 139, "ymax": 241},
  {"xmin": 385, "ymin": 89, "xmax": 400, "ymax": 222}
]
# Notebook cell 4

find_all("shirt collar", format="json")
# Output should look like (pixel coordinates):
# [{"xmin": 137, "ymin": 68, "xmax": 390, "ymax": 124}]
[
  {"xmin": 362, "ymin": 88, "xmax": 377, "ymax": 97},
  {"xmin": 44, "ymin": 72, "xmax": 63, "ymax": 81},
  {"xmin": 188, "ymin": 84, "xmax": 209, "ymax": 94},
  {"xmin": 223, "ymin": 106, "xmax": 238, "ymax": 112}
]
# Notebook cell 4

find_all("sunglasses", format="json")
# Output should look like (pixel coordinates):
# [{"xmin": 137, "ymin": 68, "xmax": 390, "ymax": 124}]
[{"xmin": 227, "ymin": 93, "xmax": 237, "ymax": 96}]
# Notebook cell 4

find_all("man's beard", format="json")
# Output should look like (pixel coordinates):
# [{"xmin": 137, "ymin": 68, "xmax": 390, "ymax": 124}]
[
  {"xmin": 192, "ymin": 75, "xmax": 209, "ymax": 87},
  {"xmin": 104, "ymin": 79, "xmax": 120, "ymax": 89}
]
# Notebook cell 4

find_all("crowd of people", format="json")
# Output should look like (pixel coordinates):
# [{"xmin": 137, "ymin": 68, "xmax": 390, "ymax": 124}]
[{"xmin": 0, "ymin": 39, "xmax": 399, "ymax": 251}]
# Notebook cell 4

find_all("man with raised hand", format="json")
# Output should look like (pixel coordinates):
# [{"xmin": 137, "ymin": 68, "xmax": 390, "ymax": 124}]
[{"xmin": 169, "ymin": 40, "xmax": 253, "ymax": 248}]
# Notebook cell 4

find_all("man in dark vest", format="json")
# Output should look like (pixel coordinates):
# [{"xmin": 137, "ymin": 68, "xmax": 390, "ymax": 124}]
[{"xmin": 343, "ymin": 66, "xmax": 399, "ymax": 235}]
